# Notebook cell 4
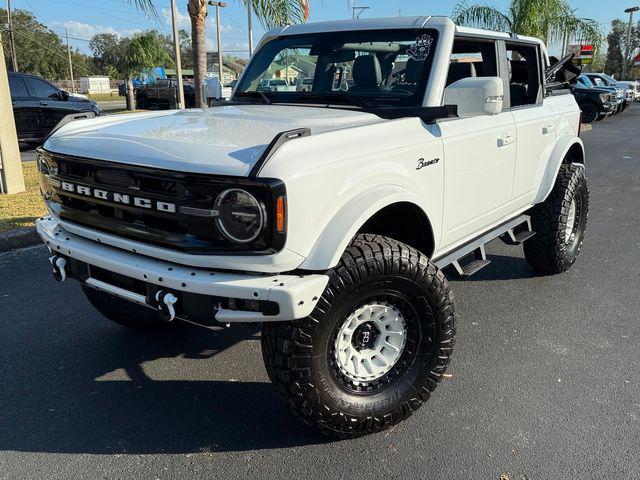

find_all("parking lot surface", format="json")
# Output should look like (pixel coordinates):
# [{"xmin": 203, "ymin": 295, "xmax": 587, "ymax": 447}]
[{"xmin": 1, "ymin": 107, "xmax": 639, "ymax": 480}]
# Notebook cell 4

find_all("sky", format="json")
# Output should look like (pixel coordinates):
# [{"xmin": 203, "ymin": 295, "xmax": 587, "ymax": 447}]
[{"xmin": 6, "ymin": 0, "xmax": 636, "ymax": 58}]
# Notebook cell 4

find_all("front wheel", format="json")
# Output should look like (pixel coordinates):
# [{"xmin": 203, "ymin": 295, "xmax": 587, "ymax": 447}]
[
  {"xmin": 524, "ymin": 164, "xmax": 589, "ymax": 274},
  {"xmin": 579, "ymin": 102, "xmax": 599, "ymax": 123},
  {"xmin": 261, "ymin": 234, "xmax": 457, "ymax": 438}
]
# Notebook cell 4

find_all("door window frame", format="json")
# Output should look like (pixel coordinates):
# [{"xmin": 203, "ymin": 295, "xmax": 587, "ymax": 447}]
[
  {"xmin": 499, "ymin": 39, "xmax": 545, "ymax": 110},
  {"xmin": 24, "ymin": 76, "xmax": 62, "ymax": 100}
]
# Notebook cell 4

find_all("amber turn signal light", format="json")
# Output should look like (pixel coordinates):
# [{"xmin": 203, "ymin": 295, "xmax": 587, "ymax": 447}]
[{"xmin": 276, "ymin": 196, "xmax": 286, "ymax": 233}]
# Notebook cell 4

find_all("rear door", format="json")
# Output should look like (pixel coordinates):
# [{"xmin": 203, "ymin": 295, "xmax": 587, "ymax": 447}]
[
  {"xmin": 503, "ymin": 41, "xmax": 556, "ymax": 208},
  {"xmin": 439, "ymin": 37, "xmax": 517, "ymax": 248},
  {"xmin": 9, "ymin": 75, "xmax": 39, "ymax": 142}
]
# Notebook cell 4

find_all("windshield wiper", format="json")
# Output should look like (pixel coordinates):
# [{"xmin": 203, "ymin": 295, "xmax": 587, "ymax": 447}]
[
  {"xmin": 295, "ymin": 94, "xmax": 374, "ymax": 109},
  {"xmin": 258, "ymin": 90, "xmax": 271, "ymax": 105},
  {"xmin": 234, "ymin": 91, "xmax": 272, "ymax": 105}
]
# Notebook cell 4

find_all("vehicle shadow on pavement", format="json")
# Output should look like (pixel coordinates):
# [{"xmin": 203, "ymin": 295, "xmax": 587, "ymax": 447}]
[{"xmin": 0, "ymin": 308, "xmax": 329, "ymax": 454}]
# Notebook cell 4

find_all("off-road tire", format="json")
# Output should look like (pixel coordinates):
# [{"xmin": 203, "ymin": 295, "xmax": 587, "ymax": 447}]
[
  {"xmin": 524, "ymin": 164, "xmax": 589, "ymax": 274},
  {"xmin": 82, "ymin": 285, "xmax": 171, "ymax": 329},
  {"xmin": 579, "ymin": 102, "xmax": 599, "ymax": 123},
  {"xmin": 261, "ymin": 234, "xmax": 457, "ymax": 438}
]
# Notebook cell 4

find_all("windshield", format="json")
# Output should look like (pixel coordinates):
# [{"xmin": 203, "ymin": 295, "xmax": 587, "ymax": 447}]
[
  {"xmin": 590, "ymin": 76, "xmax": 608, "ymax": 88},
  {"xmin": 235, "ymin": 29, "xmax": 438, "ymax": 108},
  {"xmin": 577, "ymin": 75, "xmax": 594, "ymax": 88}
]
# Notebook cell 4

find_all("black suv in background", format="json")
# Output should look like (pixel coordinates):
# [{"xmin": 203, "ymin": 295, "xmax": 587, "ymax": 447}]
[
  {"xmin": 571, "ymin": 79, "xmax": 617, "ymax": 123},
  {"xmin": 9, "ymin": 72, "xmax": 100, "ymax": 147}
]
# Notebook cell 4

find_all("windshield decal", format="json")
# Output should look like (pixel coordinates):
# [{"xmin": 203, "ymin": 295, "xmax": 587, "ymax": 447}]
[{"xmin": 407, "ymin": 34, "xmax": 434, "ymax": 62}]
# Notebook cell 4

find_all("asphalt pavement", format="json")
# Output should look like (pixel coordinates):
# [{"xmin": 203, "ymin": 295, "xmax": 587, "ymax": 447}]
[{"xmin": 1, "ymin": 106, "xmax": 639, "ymax": 480}]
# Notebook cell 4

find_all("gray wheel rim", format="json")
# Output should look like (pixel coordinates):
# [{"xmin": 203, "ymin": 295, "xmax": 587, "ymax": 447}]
[
  {"xmin": 333, "ymin": 302, "xmax": 407, "ymax": 385},
  {"xmin": 565, "ymin": 198, "xmax": 577, "ymax": 243}
]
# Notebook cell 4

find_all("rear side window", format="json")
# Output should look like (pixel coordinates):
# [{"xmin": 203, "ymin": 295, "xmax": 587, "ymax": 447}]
[
  {"xmin": 9, "ymin": 76, "xmax": 29, "ymax": 98},
  {"xmin": 25, "ymin": 77, "xmax": 60, "ymax": 99},
  {"xmin": 505, "ymin": 42, "xmax": 542, "ymax": 107},
  {"xmin": 447, "ymin": 38, "xmax": 499, "ymax": 87}
]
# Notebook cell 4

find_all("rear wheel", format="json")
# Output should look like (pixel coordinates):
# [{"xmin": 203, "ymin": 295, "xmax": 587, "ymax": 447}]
[
  {"xmin": 524, "ymin": 164, "xmax": 589, "ymax": 274},
  {"xmin": 82, "ymin": 285, "xmax": 171, "ymax": 329},
  {"xmin": 261, "ymin": 234, "xmax": 457, "ymax": 438}
]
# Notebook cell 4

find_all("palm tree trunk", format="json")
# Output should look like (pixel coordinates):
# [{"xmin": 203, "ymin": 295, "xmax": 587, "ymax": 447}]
[
  {"xmin": 188, "ymin": 0, "xmax": 208, "ymax": 108},
  {"xmin": 127, "ymin": 78, "xmax": 136, "ymax": 111}
]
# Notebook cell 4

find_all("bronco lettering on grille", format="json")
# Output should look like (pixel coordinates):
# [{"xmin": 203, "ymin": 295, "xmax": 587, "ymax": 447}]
[{"xmin": 59, "ymin": 181, "xmax": 176, "ymax": 213}]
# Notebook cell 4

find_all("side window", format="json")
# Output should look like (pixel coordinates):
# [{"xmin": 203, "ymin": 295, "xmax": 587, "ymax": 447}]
[
  {"xmin": 9, "ymin": 76, "xmax": 29, "ymax": 98},
  {"xmin": 447, "ymin": 38, "xmax": 498, "ymax": 87},
  {"xmin": 505, "ymin": 42, "xmax": 542, "ymax": 107},
  {"xmin": 25, "ymin": 77, "xmax": 61, "ymax": 99}
]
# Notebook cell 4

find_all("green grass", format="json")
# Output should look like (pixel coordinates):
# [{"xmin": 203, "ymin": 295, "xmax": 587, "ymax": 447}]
[
  {"xmin": 0, "ymin": 161, "xmax": 47, "ymax": 233},
  {"xmin": 87, "ymin": 92, "xmax": 122, "ymax": 101}
]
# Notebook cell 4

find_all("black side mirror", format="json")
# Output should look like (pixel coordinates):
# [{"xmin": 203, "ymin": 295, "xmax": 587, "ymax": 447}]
[{"xmin": 60, "ymin": 90, "xmax": 70, "ymax": 101}]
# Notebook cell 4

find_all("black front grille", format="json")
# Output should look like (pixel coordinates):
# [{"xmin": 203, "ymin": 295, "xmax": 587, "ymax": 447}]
[{"xmin": 38, "ymin": 150, "xmax": 286, "ymax": 254}]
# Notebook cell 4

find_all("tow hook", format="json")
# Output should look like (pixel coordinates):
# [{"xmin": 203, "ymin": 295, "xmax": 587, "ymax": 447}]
[
  {"xmin": 49, "ymin": 255, "xmax": 67, "ymax": 282},
  {"xmin": 155, "ymin": 290, "xmax": 178, "ymax": 322}
]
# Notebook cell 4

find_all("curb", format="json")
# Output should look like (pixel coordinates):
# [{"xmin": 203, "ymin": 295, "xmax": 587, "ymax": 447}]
[{"xmin": 0, "ymin": 227, "xmax": 41, "ymax": 253}]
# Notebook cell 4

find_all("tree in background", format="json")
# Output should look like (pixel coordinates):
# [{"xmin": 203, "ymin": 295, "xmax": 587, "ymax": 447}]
[
  {"xmin": 603, "ymin": 19, "xmax": 640, "ymax": 78},
  {"xmin": 90, "ymin": 30, "xmax": 169, "ymax": 110},
  {"xmin": 178, "ymin": 29, "xmax": 194, "ymax": 70},
  {"xmin": 452, "ymin": 0, "xmax": 602, "ymax": 49},
  {"xmin": 1, "ymin": 8, "xmax": 94, "ymax": 78},
  {"xmin": 90, "ymin": 33, "xmax": 127, "ymax": 79},
  {"xmin": 126, "ymin": 0, "xmax": 308, "ymax": 108},
  {"xmin": 604, "ymin": 19, "xmax": 626, "ymax": 78},
  {"xmin": 121, "ymin": 31, "xmax": 170, "ymax": 110}
]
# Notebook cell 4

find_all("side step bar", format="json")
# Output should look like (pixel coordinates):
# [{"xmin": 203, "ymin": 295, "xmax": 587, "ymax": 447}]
[{"xmin": 433, "ymin": 214, "xmax": 535, "ymax": 277}]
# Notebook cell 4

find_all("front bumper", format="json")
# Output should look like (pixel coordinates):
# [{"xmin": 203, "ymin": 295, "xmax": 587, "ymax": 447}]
[{"xmin": 36, "ymin": 216, "xmax": 328, "ymax": 323}]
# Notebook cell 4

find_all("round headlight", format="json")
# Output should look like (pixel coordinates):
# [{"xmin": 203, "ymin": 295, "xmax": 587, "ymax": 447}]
[{"xmin": 213, "ymin": 189, "xmax": 265, "ymax": 244}]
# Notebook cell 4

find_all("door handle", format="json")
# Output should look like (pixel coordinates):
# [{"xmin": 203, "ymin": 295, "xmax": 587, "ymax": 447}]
[
  {"xmin": 542, "ymin": 124, "xmax": 555, "ymax": 135},
  {"xmin": 497, "ymin": 135, "xmax": 516, "ymax": 147},
  {"xmin": 39, "ymin": 101, "xmax": 48, "ymax": 106}
]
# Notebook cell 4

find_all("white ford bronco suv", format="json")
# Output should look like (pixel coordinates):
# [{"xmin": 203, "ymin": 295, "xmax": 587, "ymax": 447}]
[{"xmin": 35, "ymin": 16, "xmax": 589, "ymax": 438}]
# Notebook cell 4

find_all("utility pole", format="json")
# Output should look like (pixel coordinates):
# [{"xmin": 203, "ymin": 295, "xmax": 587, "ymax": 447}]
[
  {"xmin": 65, "ymin": 28, "xmax": 75, "ymax": 93},
  {"xmin": 0, "ymin": 31, "xmax": 25, "ymax": 194},
  {"xmin": 208, "ymin": 1, "xmax": 228, "ymax": 84},
  {"xmin": 170, "ymin": 0, "xmax": 185, "ymax": 109},
  {"xmin": 247, "ymin": 0, "xmax": 253, "ymax": 56},
  {"xmin": 622, "ymin": 6, "xmax": 639, "ymax": 80},
  {"xmin": 7, "ymin": 0, "xmax": 18, "ymax": 71}
]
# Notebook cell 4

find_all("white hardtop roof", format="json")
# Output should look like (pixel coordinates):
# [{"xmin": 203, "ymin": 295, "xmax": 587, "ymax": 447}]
[{"xmin": 261, "ymin": 16, "xmax": 543, "ymax": 45}]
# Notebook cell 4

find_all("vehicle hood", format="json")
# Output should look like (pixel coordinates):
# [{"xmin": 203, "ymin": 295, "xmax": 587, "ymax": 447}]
[{"xmin": 43, "ymin": 104, "xmax": 384, "ymax": 176}]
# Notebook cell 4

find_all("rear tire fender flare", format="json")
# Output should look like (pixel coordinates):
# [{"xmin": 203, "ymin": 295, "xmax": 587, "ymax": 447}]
[{"xmin": 534, "ymin": 136, "xmax": 584, "ymax": 205}]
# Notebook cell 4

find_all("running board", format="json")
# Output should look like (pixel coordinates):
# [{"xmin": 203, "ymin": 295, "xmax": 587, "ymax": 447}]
[
  {"xmin": 433, "ymin": 215, "xmax": 533, "ymax": 277},
  {"xmin": 451, "ymin": 245, "xmax": 491, "ymax": 277},
  {"xmin": 500, "ymin": 216, "xmax": 536, "ymax": 245}
]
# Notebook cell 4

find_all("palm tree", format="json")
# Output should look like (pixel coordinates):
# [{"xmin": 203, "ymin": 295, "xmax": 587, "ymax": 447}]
[
  {"xmin": 126, "ymin": 0, "xmax": 308, "ymax": 108},
  {"xmin": 452, "ymin": 0, "xmax": 602, "ymax": 50}
]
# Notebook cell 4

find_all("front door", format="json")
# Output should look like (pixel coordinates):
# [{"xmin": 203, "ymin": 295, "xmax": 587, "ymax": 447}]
[{"xmin": 439, "ymin": 112, "xmax": 517, "ymax": 248}]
